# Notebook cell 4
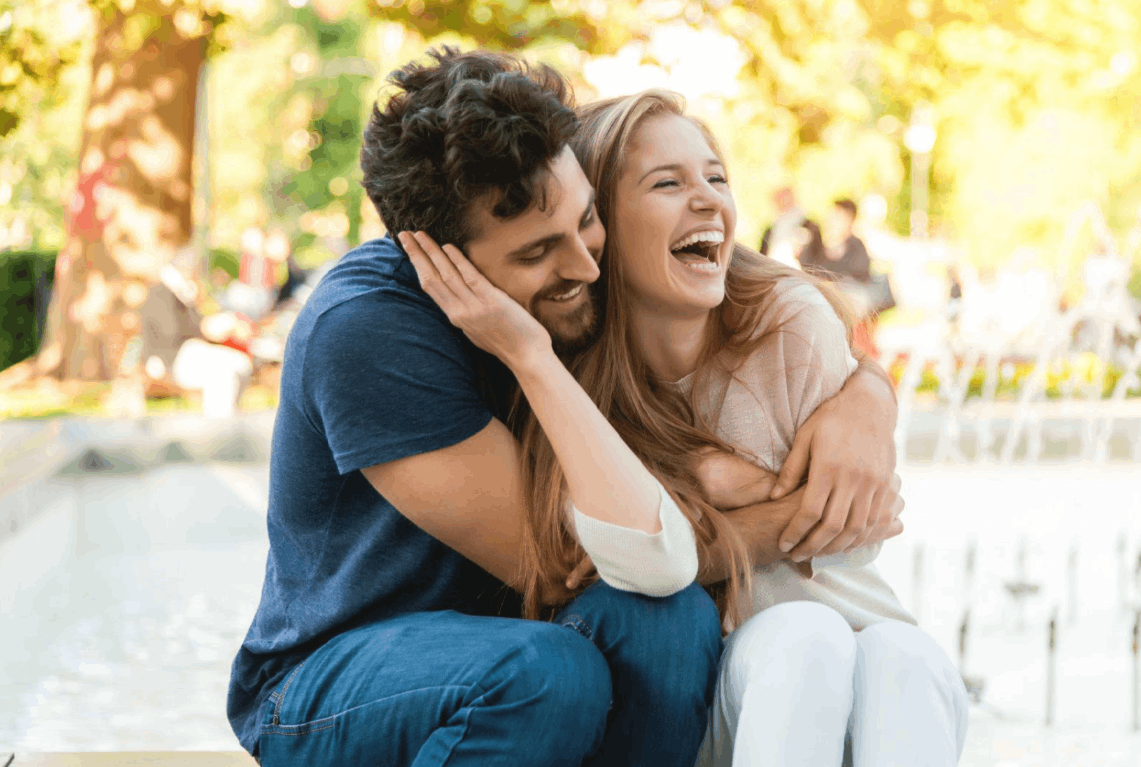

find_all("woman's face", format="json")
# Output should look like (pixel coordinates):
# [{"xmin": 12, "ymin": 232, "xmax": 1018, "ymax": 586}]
[{"xmin": 611, "ymin": 113, "xmax": 737, "ymax": 319}]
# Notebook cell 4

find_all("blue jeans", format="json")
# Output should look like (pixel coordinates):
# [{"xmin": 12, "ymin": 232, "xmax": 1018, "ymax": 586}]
[{"xmin": 257, "ymin": 581, "xmax": 722, "ymax": 766}]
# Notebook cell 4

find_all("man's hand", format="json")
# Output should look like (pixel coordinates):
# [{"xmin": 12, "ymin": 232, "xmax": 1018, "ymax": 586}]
[{"xmin": 770, "ymin": 360, "xmax": 902, "ymax": 561}]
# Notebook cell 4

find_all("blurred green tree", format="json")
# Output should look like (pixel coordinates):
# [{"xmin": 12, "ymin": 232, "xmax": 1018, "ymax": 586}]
[{"xmin": 8, "ymin": 0, "xmax": 229, "ymax": 382}]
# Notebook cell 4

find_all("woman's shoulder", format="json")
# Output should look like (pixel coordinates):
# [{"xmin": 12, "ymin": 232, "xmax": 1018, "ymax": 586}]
[{"xmin": 751, "ymin": 277, "xmax": 843, "ymax": 339}]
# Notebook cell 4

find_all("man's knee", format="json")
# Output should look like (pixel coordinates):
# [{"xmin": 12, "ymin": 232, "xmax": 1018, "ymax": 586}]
[
  {"xmin": 557, "ymin": 582, "xmax": 722, "ymax": 716},
  {"xmin": 495, "ymin": 622, "xmax": 612, "ymax": 743},
  {"xmin": 562, "ymin": 581, "xmax": 721, "ymax": 653}
]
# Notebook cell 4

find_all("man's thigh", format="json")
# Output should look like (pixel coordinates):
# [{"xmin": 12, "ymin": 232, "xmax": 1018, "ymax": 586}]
[{"xmin": 257, "ymin": 610, "xmax": 610, "ymax": 767}]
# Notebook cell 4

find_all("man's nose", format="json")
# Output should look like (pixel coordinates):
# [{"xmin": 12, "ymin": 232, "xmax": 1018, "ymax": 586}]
[{"xmin": 558, "ymin": 236, "xmax": 601, "ymax": 284}]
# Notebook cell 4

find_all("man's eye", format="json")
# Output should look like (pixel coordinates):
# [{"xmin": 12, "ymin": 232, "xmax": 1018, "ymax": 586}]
[{"xmin": 518, "ymin": 251, "xmax": 546, "ymax": 265}]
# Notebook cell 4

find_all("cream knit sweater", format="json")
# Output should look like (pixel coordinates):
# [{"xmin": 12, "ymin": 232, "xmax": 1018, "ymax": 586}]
[{"xmin": 573, "ymin": 278, "xmax": 913, "ymax": 629}]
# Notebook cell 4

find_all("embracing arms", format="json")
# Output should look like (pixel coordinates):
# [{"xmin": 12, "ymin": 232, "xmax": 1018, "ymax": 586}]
[{"xmin": 693, "ymin": 342, "xmax": 904, "ymax": 583}]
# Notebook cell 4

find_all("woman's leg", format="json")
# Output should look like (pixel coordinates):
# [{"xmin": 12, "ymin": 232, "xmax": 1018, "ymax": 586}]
[
  {"xmin": 849, "ymin": 620, "xmax": 969, "ymax": 766},
  {"xmin": 699, "ymin": 601, "xmax": 857, "ymax": 767}
]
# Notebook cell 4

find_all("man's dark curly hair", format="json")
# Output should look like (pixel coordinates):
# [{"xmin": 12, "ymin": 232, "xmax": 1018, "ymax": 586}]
[{"xmin": 361, "ymin": 47, "xmax": 578, "ymax": 249}]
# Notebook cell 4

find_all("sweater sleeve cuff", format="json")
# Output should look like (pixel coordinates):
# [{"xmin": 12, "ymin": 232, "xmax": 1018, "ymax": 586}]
[{"xmin": 570, "ymin": 480, "xmax": 699, "ymax": 597}]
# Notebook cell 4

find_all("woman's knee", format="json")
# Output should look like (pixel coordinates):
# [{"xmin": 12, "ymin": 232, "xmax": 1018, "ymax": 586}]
[
  {"xmin": 856, "ymin": 622, "xmax": 969, "ymax": 710},
  {"xmin": 855, "ymin": 621, "xmax": 970, "ymax": 754},
  {"xmin": 725, "ymin": 602, "xmax": 856, "ymax": 683}
]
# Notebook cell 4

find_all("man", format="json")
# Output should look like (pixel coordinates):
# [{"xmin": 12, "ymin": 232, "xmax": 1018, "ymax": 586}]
[
  {"xmin": 808, "ymin": 198, "xmax": 886, "ymax": 357},
  {"xmin": 228, "ymin": 48, "xmax": 903, "ymax": 766},
  {"xmin": 811, "ymin": 198, "xmax": 872, "ymax": 283},
  {"xmin": 759, "ymin": 185, "xmax": 825, "ymax": 269}
]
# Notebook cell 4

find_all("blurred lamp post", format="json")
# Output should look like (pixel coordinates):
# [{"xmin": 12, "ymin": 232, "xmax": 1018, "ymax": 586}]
[{"xmin": 904, "ymin": 105, "xmax": 937, "ymax": 240}]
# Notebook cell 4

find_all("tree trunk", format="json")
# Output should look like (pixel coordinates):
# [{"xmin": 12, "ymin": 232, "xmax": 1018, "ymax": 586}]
[{"xmin": 37, "ymin": 5, "xmax": 205, "ymax": 380}]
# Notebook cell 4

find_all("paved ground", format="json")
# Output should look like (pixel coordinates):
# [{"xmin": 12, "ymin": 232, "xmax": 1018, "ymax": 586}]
[{"xmin": 3, "ymin": 414, "xmax": 1141, "ymax": 763}]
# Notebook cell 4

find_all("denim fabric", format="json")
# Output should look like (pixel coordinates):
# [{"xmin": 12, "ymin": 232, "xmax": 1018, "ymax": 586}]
[{"xmin": 257, "ymin": 582, "xmax": 722, "ymax": 767}]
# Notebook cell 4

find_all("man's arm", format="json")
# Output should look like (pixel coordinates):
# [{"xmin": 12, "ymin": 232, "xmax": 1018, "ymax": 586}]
[
  {"xmin": 362, "ymin": 418, "xmax": 529, "ymax": 590},
  {"xmin": 770, "ymin": 356, "xmax": 900, "ymax": 559},
  {"xmin": 690, "ymin": 450, "xmax": 902, "ymax": 584},
  {"xmin": 698, "ymin": 488, "xmax": 806, "ymax": 584}
]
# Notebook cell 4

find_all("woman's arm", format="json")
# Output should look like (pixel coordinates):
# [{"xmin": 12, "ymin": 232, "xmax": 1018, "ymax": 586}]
[{"xmin": 399, "ymin": 231, "xmax": 697, "ymax": 595}]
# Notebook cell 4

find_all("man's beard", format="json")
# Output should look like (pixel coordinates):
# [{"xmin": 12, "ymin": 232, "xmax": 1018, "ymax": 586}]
[{"xmin": 532, "ymin": 281, "xmax": 601, "ymax": 358}]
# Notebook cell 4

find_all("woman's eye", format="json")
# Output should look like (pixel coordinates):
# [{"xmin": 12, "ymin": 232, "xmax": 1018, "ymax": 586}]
[
  {"xmin": 653, "ymin": 178, "xmax": 680, "ymax": 189},
  {"xmin": 709, "ymin": 174, "xmax": 728, "ymax": 184}
]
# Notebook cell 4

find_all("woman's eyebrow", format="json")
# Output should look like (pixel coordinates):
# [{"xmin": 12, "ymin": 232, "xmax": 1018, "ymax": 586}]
[
  {"xmin": 639, "ymin": 159, "xmax": 724, "ymax": 183},
  {"xmin": 639, "ymin": 163, "xmax": 682, "ymax": 183}
]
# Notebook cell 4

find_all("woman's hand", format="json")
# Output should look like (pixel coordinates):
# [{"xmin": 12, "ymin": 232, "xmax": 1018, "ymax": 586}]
[{"xmin": 399, "ymin": 231, "xmax": 552, "ymax": 370}]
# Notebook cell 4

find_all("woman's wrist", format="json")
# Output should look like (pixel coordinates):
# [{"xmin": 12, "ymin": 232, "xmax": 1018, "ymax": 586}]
[{"xmin": 505, "ymin": 343, "xmax": 561, "ymax": 381}]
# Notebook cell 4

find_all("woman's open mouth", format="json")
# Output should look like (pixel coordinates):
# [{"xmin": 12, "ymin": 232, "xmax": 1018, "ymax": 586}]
[{"xmin": 669, "ymin": 229, "xmax": 724, "ymax": 274}]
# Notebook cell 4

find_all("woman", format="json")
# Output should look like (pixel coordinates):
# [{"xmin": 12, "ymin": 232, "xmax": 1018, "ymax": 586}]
[
  {"xmin": 402, "ymin": 89, "xmax": 967, "ymax": 764},
  {"xmin": 569, "ymin": 90, "xmax": 968, "ymax": 766}
]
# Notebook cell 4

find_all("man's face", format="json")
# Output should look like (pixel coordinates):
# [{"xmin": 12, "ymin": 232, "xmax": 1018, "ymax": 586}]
[{"xmin": 465, "ymin": 146, "xmax": 605, "ymax": 354}]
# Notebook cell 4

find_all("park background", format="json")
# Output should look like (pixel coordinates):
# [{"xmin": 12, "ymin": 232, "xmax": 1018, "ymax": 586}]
[{"xmin": 3, "ymin": 0, "xmax": 1141, "ymax": 765}]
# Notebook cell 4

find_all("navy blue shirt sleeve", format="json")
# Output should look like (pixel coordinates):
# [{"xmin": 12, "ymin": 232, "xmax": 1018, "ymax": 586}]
[{"xmin": 302, "ymin": 291, "xmax": 494, "ymax": 475}]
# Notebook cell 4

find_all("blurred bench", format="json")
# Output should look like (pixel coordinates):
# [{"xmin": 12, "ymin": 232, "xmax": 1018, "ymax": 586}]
[{"xmin": 5, "ymin": 754, "xmax": 256, "ymax": 766}]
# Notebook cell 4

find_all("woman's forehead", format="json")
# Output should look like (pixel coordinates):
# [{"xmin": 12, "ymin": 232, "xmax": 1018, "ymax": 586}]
[{"xmin": 626, "ymin": 114, "xmax": 720, "ymax": 171}]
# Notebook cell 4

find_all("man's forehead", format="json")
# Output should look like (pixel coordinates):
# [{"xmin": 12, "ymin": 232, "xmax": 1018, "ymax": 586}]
[{"xmin": 469, "ymin": 153, "xmax": 591, "ymax": 246}]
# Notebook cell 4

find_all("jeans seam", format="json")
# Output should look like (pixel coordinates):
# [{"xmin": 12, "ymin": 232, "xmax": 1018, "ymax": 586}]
[
  {"xmin": 260, "ymin": 683, "xmax": 484, "ymax": 742},
  {"xmin": 558, "ymin": 615, "xmax": 594, "ymax": 641},
  {"xmin": 273, "ymin": 658, "xmax": 309, "ymax": 726}
]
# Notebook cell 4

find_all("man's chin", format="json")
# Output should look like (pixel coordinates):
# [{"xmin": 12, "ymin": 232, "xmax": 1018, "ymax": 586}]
[{"xmin": 542, "ymin": 301, "xmax": 599, "ymax": 358}]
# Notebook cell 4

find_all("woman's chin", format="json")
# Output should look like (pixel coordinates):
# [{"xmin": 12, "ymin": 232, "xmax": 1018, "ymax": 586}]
[{"xmin": 666, "ymin": 286, "xmax": 726, "ymax": 316}]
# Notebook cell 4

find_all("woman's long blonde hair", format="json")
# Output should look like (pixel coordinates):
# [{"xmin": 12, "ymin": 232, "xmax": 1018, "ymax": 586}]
[{"xmin": 511, "ymin": 89, "xmax": 853, "ymax": 625}]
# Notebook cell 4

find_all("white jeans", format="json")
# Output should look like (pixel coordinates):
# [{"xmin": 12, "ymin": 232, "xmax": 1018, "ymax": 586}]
[{"xmin": 695, "ymin": 601, "xmax": 969, "ymax": 767}]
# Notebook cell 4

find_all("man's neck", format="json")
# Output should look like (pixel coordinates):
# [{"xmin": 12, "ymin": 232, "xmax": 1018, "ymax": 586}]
[{"xmin": 628, "ymin": 306, "xmax": 713, "ymax": 383}]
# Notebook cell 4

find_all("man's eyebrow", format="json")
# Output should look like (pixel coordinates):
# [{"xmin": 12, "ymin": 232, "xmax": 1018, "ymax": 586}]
[
  {"xmin": 639, "ymin": 158, "xmax": 725, "ymax": 184},
  {"xmin": 579, "ymin": 189, "xmax": 598, "ymax": 226},
  {"xmin": 506, "ymin": 190, "xmax": 598, "ymax": 259},
  {"xmin": 507, "ymin": 231, "xmax": 563, "ymax": 259}
]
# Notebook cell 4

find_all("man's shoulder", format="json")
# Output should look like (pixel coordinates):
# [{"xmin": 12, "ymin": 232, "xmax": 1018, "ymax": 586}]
[
  {"xmin": 307, "ymin": 237, "xmax": 422, "ymax": 310},
  {"xmin": 290, "ymin": 237, "xmax": 451, "ymax": 345}
]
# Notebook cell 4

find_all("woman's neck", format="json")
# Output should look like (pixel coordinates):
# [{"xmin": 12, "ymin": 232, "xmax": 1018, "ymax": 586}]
[{"xmin": 628, "ymin": 307, "xmax": 713, "ymax": 383}]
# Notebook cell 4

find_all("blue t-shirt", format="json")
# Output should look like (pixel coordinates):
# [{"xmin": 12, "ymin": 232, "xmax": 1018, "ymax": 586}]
[{"xmin": 226, "ymin": 236, "xmax": 520, "ymax": 753}]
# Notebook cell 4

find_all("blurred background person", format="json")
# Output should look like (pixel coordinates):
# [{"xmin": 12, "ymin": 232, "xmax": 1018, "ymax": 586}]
[
  {"xmin": 805, "ymin": 198, "xmax": 892, "ymax": 358},
  {"xmin": 133, "ymin": 249, "xmax": 254, "ymax": 419},
  {"xmin": 759, "ymin": 185, "xmax": 824, "ymax": 269}
]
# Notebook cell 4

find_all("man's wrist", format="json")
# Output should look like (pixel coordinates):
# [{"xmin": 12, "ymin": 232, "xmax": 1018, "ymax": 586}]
[{"xmin": 854, "ymin": 357, "xmax": 897, "ymax": 407}]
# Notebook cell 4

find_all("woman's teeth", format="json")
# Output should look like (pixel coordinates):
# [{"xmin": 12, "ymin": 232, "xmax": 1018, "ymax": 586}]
[
  {"xmin": 670, "ymin": 230, "xmax": 724, "ymax": 251},
  {"xmin": 550, "ymin": 284, "xmax": 583, "ymax": 301},
  {"xmin": 679, "ymin": 259, "xmax": 719, "ymax": 273}
]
